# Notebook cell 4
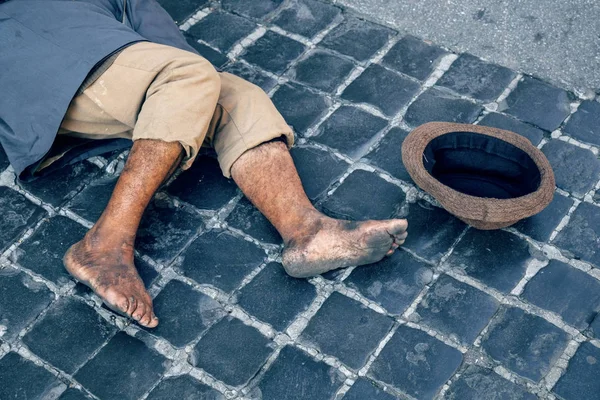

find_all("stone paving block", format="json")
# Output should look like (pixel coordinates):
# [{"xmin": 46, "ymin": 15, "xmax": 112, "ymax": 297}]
[
  {"xmin": 190, "ymin": 317, "xmax": 273, "ymax": 386},
  {"xmin": 447, "ymin": 229, "xmax": 532, "ymax": 293},
  {"xmin": 22, "ymin": 297, "xmax": 116, "ymax": 374},
  {"xmin": 16, "ymin": 216, "xmax": 87, "ymax": 285},
  {"xmin": 74, "ymin": 332, "xmax": 168, "ymax": 400},
  {"xmin": 381, "ymin": 35, "xmax": 447, "ymax": 81},
  {"xmin": 146, "ymin": 374, "xmax": 223, "ymax": 400},
  {"xmin": 58, "ymin": 388, "xmax": 90, "ymax": 400},
  {"xmin": 237, "ymin": 262, "xmax": 316, "ymax": 331},
  {"xmin": 271, "ymin": 82, "xmax": 330, "ymax": 135},
  {"xmin": 0, "ymin": 146, "xmax": 9, "ymax": 171},
  {"xmin": 513, "ymin": 193, "xmax": 573, "ymax": 242},
  {"xmin": 563, "ymin": 100, "xmax": 600, "ymax": 146},
  {"xmin": 369, "ymin": 324, "xmax": 463, "ymax": 399},
  {"xmin": 364, "ymin": 127, "xmax": 412, "ymax": 182},
  {"xmin": 342, "ymin": 64, "xmax": 420, "ymax": 117},
  {"xmin": 522, "ymin": 260, "xmax": 600, "ymax": 330},
  {"xmin": 478, "ymin": 112, "xmax": 545, "ymax": 146},
  {"xmin": 589, "ymin": 313, "xmax": 600, "ymax": 338},
  {"xmin": 301, "ymin": 292, "xmax": 394, "ymax": 369},
  {"xmin": 18, "ymin": 161, "xmax": 101, "ymax": 207},
  {"xmin": 0, "ymin": 269, "xmax": 54, "ymax": 341},
  {"xmin": 415, "ymin": 274, "xmax": 500, "ymax": 344},
  {"xmin": 168, "ymin": 156, "xmax": 238, "ymax": 211},
  {"xmin": 321, "ymin": 16, "xmax": 395, "ymax": 62},
  {"xmin": 68, "ymin": 175, "xmax": 117, "ymax": 222},
  {"xmin": 135, "ymin": 257, "xmax": 160, "ymax": 287},
  {"xmin": 481, "ymin": 307, "xmax": 569, "ymax": 382},
  {"xmin": 226, "ymin": 196, "xmax": 281, "ymax": 244},
  {"xmin": 243, "ymin": 30, "xmax": 306, "ymax": 74},
  {"xmin": 553, "ymin": 202, "xmax": 600, "ymax": 265},
  {"xmin": 404, "ymin": 88, "xmax": 484, "ymax": 128},
  {"xmin": 312, "ymin": 105, "xmax": 388, "ymax": 158},
  {"xmin": 402, "ymin": 201, "xmax": 467, "ymax": 263},
  {"xmin": 157, "ymin": 0, "xmax": 207, "ymax": 23},
  {"xmin": 178, "ymin": 229, "xmax": 267, "ymax": 292},
  {"xmin": 541, "ymin": 140, "xmax": 600, "ymax": 197},
  {"xmin": 292, "ymin": 49, "xmax": 355, "ymax": 92},
  {"xmin": 272, "ymin": 0, "xmax": 341, "ymax": 39},
  {"xmin": 0, "ymin": 352, "xmax": 65, "ymax": 400},
  {"xmin": 184, "ymin": 36, "xmax": 229, "ymax": 68},
  {"xmin": 290, "ymin": 146, "xmax": 348, "ymax": 201},
  {"xmin": 554, "ymin": 342, "xmax": 600, "ymax": 400},
  {"xmin": 222, "ymin": 0, "xmax": 283, "ymax": 19},
  {"xmin": 136, "ymin": 197, "xmax": 205, "ymax": 264},
  {"xmin": 344, "ymin": 378, "xmax": 398, "ymax": 400},
  {"xmin": 345, "ymin": 250, "xmax": 433, "ymax": 315},
  {"xmin": 0, "ymin": 186, "xmax": 45, "ymax": 253},
  {"xmin": 224, "ymin": 62, "xmax": 277, "ymax": 92},
  {"xmin": 504, "ymin": 76, "xmax": 572, "ymax": 131},
  {"xmin": 437, "ymin": 54, "xmax": 516, "ymax": 102},
  {"xmin": 444, "ymin": 364, "xmax": 537, "ymax": 400},
  {"xmin": 321, "ymin": 169, "xmax": 405, "ymax": 220},
  {"xmin": 258, "ymin": 346, "xmax": 343, "ymax": 400},
  {"xmin": 187, "ymin": 11, "xmax": 256, "ymax": 52},
  {"xmin": 150, "ymin": 280, "xmax": 225, "ymax": 347}
]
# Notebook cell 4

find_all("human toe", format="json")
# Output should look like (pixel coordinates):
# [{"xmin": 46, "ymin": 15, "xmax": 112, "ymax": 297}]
[
  {"xmin": 125, "ymin": 296, "xmax": 137, "ymax": 315},
  {"xmin": 139, "ymin": 301, "xmax": 156, "ymax": 327},
  {"xmin": 146, "ymin": 313, "xmax": 159, "ymax": 328},
  {"xmin": 395, "ymin": 231, "xmax": 408, "ymax": 241},
  {"xmin": 103, "ymin": 288, "xmax": 132, "ymax": 316},
  {"xmin": 386, "ymin": 219, "xmax": 408, "ymax": 235},
  {"xmin": 132, "ymin": 301, "xmax": 146, "ymax": 321}
]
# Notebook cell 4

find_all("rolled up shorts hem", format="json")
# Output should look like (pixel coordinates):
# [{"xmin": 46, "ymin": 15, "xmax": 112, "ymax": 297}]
[{"xmin": 217, "ymin": 130, "xmax": 295, "ymax": 178}]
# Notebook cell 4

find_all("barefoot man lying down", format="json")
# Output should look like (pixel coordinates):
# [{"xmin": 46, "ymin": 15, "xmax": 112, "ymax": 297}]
[{"xmin": 0, "ymin": 0, "xmax": 408, "ymax": 328}]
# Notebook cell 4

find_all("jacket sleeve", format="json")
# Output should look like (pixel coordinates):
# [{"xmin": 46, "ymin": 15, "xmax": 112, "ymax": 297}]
[{"xmin": 125, "ymin": 0, "xmax": 198, "ymax": 54}]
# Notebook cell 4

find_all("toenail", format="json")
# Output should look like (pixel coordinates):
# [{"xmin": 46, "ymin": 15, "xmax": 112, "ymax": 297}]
[{"xmin": 128, "ymin": 297, "xmax": 136, "ymax": 312}]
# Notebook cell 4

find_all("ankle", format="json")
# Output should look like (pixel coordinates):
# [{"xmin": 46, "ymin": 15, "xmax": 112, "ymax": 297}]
[
  {"xmin": 281, "ymin": 208, "xmax": 328, "ymax": 244},
  {"xmin": 84, "ymin": 222, "xmax": 136, "ymax": 254}
]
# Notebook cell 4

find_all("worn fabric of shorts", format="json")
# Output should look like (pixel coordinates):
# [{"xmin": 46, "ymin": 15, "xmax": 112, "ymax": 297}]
[{"xmin": 57, "ymin": 41, "xmax": 294, "ymax": 177}]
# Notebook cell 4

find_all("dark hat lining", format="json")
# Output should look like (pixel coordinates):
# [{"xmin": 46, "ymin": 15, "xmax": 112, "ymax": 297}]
[{"xmin": 423, "ymin": 131, "xmax": 541, "ymax": 199}]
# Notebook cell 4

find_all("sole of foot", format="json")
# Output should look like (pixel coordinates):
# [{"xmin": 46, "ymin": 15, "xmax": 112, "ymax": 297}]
[
  {"xmin": 63, "ymin": 241, "xmax": 159, "ymax": 328},
  {"xmin": 282, "ymin": 218, "xmax": 408, "ymax": 278}
]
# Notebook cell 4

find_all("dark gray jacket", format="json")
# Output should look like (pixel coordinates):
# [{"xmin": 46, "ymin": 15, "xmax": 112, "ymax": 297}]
[{"xmin": 0, "ymin": 0, "xmax": 198, "ymax": 177}]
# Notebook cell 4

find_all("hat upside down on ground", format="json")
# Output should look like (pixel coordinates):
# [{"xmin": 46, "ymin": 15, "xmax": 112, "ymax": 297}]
[{"xmin": 402, "ymin": 122, "xmax": 555, "ymax": 230}]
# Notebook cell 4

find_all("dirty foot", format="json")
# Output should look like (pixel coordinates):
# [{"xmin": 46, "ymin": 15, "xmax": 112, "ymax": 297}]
[
  {"xmin": 282, "ymin": 216, "xmax": 408, "ymax": 278},
  {"xmin": 63, "ymin": 232, "xmax": 158, "ymax": 328}
]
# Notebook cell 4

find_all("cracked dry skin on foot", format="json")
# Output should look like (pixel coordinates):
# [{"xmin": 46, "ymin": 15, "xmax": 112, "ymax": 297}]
[
  {"xmin": 281, "ymin": 218, "xmax": 408, "ymax": 278},
  {"xmin": 63, "ymin": 237, "xmax": 158, "ymax": 328}
]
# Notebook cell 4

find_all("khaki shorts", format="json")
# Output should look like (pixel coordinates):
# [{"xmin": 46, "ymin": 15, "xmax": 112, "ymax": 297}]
[{"xmin": 58, "ymin": 42, "xmax": 294, "ymax": 177}]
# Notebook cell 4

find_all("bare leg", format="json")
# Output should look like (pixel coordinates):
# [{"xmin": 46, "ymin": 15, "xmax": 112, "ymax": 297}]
[
  {"xmin": 64, "ymin": 139, "xmax": 183, "ymax": 327},
  {"xmin": 231, "ymin": 141, "xmax": 408, "ymax": 278}
]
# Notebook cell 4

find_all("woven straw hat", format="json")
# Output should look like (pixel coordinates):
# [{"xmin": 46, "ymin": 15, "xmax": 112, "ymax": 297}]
[{"xmin": 401, "ymin": 122, "xmax": 555, "ymax": 230}]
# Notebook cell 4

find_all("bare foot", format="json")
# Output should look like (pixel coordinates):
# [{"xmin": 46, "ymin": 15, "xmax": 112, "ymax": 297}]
[
  {"xmin": 282, "ymin": 216, "xmax": 408, "ymax": 278},
  {"xmin": 63, "ymin": 231, "xmax": 158, "ymax": 328}
]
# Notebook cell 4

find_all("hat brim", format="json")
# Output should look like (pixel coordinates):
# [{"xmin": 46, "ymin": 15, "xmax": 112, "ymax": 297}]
[{"xmin": 402, "ymin": 122, "xmax": 555, "ymax": 230}]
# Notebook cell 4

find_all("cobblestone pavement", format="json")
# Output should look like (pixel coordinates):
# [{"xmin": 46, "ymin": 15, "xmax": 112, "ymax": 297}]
[{"xmin": 1, "ymin": 1, "xmax": 600, "ymax": 399}]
